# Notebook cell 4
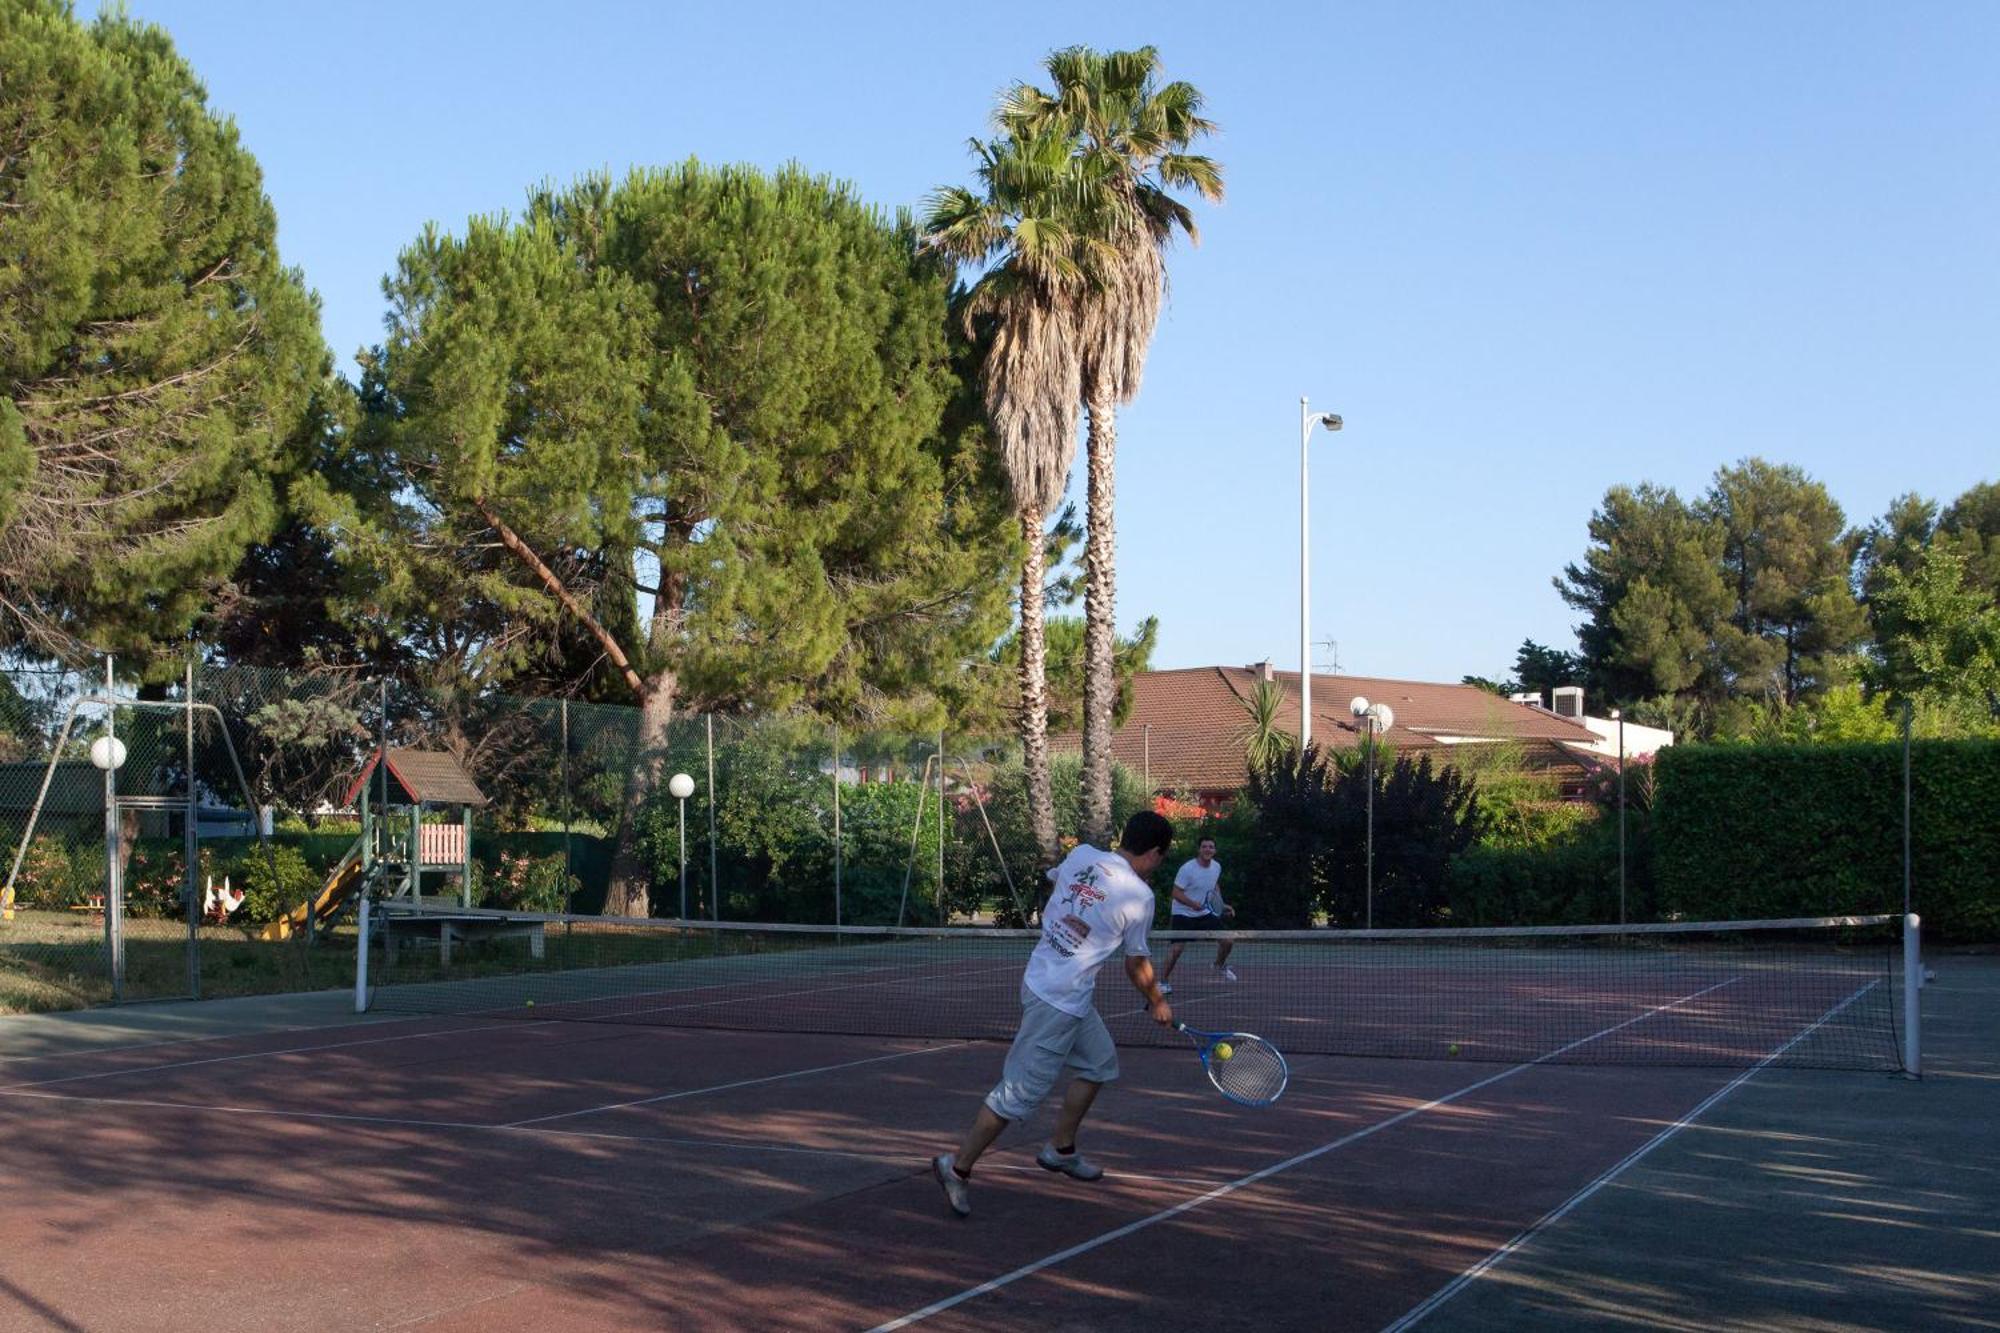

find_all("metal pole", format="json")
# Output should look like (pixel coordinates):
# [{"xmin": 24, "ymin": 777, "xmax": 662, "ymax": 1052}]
[
  {"xmin": 378, "ymin": 679, "xmax": 390, "ymax": 880},
  {"xmin": 832, "ymin": 722, "xmax": 842, "ymax": 928},
  {"xmin": 1299, "ymin": 398, "xmax": 1312, "ymax": 749},
  {"xmin": 1903, "ymin": 913, "xmax": 1922, "ymax": 1077},
  {"xmin": 103, "ymin": 656, "xmax": 122, "ymax": 1001},
  {"xmin": 716, "ymin": 712, "xmax": 724, "ymax": 920},
  {"xmin": 678, "ymin": 796, "xmax": 688, "ymax": 920},
  {"xmin": 1902, "ymin": 700, "xmax": 1913, "ymax": 918},
  {"xmin": 1143, "ymin": 724, "xmax": 1151, "ymax": 792},
  {"xmin": 185, "ymin": 660, "xmax": 199, "ymax": 998},
  {"xmin": 1364, "ymin": 718, "xmax": 1374, "ymax": 931},
  {"xmin": 560, "ymin": 699, "xmax": 573, "ymax": 913},
  {"xmin": 1617, "ymin": 710, "xmax": 1627, "ymax": 926},
  {"xmin": 354, "ymin": 893, "xmax": 371, "ymax": 1014},
  {"xmin": 937, "ymin": 728, "xmax": 946, "ymax": 921}
]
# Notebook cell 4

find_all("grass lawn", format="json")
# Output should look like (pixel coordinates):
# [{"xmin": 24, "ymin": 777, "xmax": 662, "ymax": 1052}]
[{"xmin": 0, "ymin": 907, "xmax": 358, "ymax": 1014}]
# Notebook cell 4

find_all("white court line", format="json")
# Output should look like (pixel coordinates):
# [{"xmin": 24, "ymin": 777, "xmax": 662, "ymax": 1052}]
[
  {"xmin": 0, "ymin": 1019, "xmax": 558, "ymax": 1092},
  {"xmin": 866, "ymin": 976, "xmax": 1745, "ymax": 1332},
  {"xmin": 606, "ymin": 960, "xmax": 1024, "ymax": 1023},
  {"xmin": 383, "ymin": 954, "xmax": 946, "ymax": 1022},
  {"xmin": 1379, "ymin": 979, "xmax": 1883, "ymax": 1332},
  {"xmin": 500, "ymin": 1042, "xmax": 968, "ymax": 1126}
]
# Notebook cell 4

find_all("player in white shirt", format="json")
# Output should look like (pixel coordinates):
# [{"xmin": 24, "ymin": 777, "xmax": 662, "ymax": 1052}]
[
  {"xmin": 1157, "ymin": 836, "xmax": 1235, "ymax": 993},
  {"xmin": 932, "ymin": 810, "xmax": 1176, "ymax": 1218}
]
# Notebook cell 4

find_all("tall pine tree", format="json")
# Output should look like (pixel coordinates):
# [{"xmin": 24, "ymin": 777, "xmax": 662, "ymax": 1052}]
[
  {"xmin": 0, "ymin": 1, "xmax": 326, "ymax": 663},
  {"xmin": 356, "ymin": 164, "xmax": 1015, "ymax": 914}
]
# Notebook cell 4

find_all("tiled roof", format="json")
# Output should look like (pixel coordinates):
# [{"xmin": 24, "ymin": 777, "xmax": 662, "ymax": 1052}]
[
  {"xmin": 342, "ymin": 748, "xmax": 489, "ymax": 808},
  {"xmin": 1056, "ymin": 665, "xmax": 1599, "ymax": 793}
]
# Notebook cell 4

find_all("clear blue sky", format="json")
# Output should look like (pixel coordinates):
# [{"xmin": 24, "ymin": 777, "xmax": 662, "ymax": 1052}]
[{"xmin": 108, "ymin": 0, "xmax": 2000, "ymax": 690}]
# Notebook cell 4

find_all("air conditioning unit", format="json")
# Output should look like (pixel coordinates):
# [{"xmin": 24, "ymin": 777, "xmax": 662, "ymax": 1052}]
[
  {"xmin": 1551, "ymin": 686, "xmax": 1585, "ymax": 719},
  {"xmin": 1509, "ymin": 691, "xmax": 1544, "ymax": 710}
]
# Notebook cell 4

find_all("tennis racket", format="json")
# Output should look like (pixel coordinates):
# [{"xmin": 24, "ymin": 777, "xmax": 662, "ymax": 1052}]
[{"xmin": 1175, "ymin": 1022, "xmax": 1289, "ymax": 1106}]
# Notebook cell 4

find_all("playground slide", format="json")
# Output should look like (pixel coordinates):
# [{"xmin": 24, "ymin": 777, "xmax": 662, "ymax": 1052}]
[{"xmin": 258, "ymin": 841, "xmax": 366, "ymax": 942}]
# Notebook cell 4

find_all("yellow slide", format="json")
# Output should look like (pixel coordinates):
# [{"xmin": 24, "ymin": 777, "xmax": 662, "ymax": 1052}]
[{"xmin": 258, "ymin": 842, "xmax": 366, "ymax": 941}]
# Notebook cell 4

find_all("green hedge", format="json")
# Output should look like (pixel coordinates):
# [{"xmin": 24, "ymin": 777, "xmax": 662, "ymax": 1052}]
[{"xmin": 1652, "ymin": 741, "xmax": 2000, "ymax": 940}]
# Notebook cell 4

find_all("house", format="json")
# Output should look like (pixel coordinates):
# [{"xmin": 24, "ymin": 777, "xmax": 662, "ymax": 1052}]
[
  {"xmin": 1507, "ymin": 685, "xmax": 1676, "ymax": 761},
  {"xmin": 1062, "ymin": 663, "xmax": 1619, "ymax": 806}
]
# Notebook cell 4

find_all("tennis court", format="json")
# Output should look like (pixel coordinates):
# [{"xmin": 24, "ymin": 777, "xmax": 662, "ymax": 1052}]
[{"xmin": 0, "ymin": 915, "xmax": 1990, "ymax": 1331}]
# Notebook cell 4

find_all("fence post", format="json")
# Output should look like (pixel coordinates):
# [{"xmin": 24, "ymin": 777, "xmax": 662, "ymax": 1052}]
[
  {"xmin": 1616, "ymin": 709, "xmax": 1627, "ymax": 927},
  {"xmin": 832, "ymin": 722, "xmax": 842, "ymax": 928},
  {"xmin": 1901, "ymin": 700, "xmax": 1913, "ymax": 918},
  {"xmin": 185, "ymin": 660, "xmax": 200, "ymax": 999},
  {"xmin": 560, "ymin": 699, "xmax": 572, "ymax": 913},
  {"xmin": 706, "ymin": 713, "xmax": 718, "ymax": 920},
  {"xmin": 937, "ymin": 728, "xmax": 946, "ymax": 922},
  {"xmin": 1903, "ymin": 913, "xmax": 1922, "ymax": 1077},
  {"xmin": 102, "ymin": 655, "xmax": 123, "ymax": 1002}
]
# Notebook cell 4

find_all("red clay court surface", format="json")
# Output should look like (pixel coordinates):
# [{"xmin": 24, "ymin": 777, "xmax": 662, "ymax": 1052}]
[{"xmin": 0, "ymin": 969, "xmax": 1927, "ymax": 1333}]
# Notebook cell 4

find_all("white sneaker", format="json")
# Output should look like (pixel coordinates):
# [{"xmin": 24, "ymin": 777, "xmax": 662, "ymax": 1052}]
[
  {"xmin": 932, "ymin": 1153, "xmax": 971, "ymax": 1217},
  {"xmin": 1215, "ymin": 965, "xmax": 1238, "ymax": 982},
  {"xmin": 1036, "ymin": 1143, "xmax": 1104, "ymax": 1181},
  {"xmin": 1158, "ymin": 982, "xmax": 1173, "ymax": 995}
]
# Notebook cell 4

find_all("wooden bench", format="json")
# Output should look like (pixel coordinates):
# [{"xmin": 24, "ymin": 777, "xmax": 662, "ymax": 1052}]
[
  {"xmin": 381, "ymin": 912, "xmax": 545, "ymax": 968},
  {"xmin": 65, "ymin": 894, "xmax": 106, "ymax": 924}
]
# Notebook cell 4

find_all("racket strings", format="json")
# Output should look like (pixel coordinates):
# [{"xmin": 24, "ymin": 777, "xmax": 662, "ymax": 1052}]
[{"xmin": 1210, "ymin": 1038, "xmax": 1287, "ymax": 1104}]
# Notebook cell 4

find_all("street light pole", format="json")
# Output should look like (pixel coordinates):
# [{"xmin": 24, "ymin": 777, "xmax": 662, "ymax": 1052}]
[
  {"xmin": 668, "ymin": 772, "xmax": 695, "ymax": 919},
  {"xmin": 1299, "ymin": 398, "xmax": 1342, "ymax": 750}
]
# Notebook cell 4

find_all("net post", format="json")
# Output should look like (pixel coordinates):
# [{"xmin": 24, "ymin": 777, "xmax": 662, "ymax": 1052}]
[
  {"xmin": 1902, "ymin": 912, "xmax": 1921, "ymax": 1078},
  {"xmin": 355, "ymin": 893, "xmax": 372, "ymax": 1014}
]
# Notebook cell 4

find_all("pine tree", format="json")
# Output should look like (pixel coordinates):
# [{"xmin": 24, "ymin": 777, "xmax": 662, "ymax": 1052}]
[
  {"xmin": 0, "ymin": 2, "xmax": 327, "ymax": 662},
  {"xmin": 1556, "ymin": 482, "xmax": 1729, "ymax": 707},
  {"xmin": 1699, "ymin": 459, "xmax": 1866, "ymax": 704},
  {"xmin": 358, "ymin": 163, "xmax": 1015, "ymax": 915}
]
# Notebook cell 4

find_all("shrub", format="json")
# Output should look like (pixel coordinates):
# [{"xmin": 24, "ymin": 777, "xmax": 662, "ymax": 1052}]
[
  {"xmin": 476, "ymin": 852, "xmax": 578, "ymax": 914},
  {"xmin": 216, "ymin": 844, "xmax": 321, "ymax": 924},
  {"xmin": 9, "ymin": 836, "xmax": 93, "ymax": 909},
  {"xmin": 1652, "ymin": 740, "xmax": 2000, "ymax": 939}
]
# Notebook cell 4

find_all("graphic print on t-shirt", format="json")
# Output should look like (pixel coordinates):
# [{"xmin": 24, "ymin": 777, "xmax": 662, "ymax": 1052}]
[
  {"xmin": 1022, "ymin": 844, "xmax": 1154, "ymax": 1016},
  {"xmin": 1047, "ymin": 862, "xmax": 1107, "ymax": 956}
]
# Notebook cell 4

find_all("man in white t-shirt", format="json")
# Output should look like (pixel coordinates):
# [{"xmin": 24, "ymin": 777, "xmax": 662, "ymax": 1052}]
[
  {"xmin": 932, "ymin": 810, "xmax": 1175, "ymax": 1218},
  {"xmin": 1157, "ymin": 836, "xmax": 1235, "ymax": 994}
]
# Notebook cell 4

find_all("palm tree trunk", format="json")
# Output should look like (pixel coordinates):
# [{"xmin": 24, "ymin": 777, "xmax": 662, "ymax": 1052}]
[
  {"xmin": 1079, "ymin": 390, "xmax": 1118, "ymax": 847},
  {"xmin": 1017, "ymin": 503, "xmax": 1059, "ymax": 863}
]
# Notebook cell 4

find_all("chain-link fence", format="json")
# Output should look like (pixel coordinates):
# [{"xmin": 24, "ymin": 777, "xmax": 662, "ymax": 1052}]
[{"xmin": 4, "ymin": 659, "xmax": 1085, "ymax": 1013}]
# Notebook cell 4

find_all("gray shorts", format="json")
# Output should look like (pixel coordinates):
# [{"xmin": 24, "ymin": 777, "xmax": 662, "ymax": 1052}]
[{"xmin": 984, "ymin": 984, "xmax": 1121, "ymax": 1121}]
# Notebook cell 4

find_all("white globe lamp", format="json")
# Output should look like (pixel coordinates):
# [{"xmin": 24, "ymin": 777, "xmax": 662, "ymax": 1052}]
[{"xmin": 89, "ymin": 736, "xmax": 128, "ymax": 772}]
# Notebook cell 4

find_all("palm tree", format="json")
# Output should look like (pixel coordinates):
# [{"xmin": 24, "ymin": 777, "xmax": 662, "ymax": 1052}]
[
  {"xmin": 1002, "ymin": 47, "xmax": 1223, "ymax": 846},
  {"xmin": 922, "ymin": 130, "xmax": 1116, "ymax": 862},
  {"xmin": 1238, "ymin": 678, "xmax": 1298, "ymax": 772}
]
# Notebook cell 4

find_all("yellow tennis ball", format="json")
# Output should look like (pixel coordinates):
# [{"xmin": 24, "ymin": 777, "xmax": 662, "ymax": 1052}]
[
  {"xmin": 1447, "ymin": 1043, "xmax": 1459, "ymax": 1056},
  {"xmin": 1214, "ymin": 1043, "xmax": 1233, "ymax": 1061},
  {"xmin": 524, "ymin": 1000, "xmax": 535, "ymax": 1007}
]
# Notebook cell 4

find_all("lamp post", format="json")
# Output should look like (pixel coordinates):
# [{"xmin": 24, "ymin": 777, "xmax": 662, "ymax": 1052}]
[
  {"xmin": 668, "ymin": 772, "xmax": 695, "ymax": 919},
  {"xmin": 1348, "ymin": 697, "xmax": 1392, "ymax": 929},
  {"xmin": 1299, "ymin": 398, "xmax": 1343, "ymax": 749},
  {"xmin": 91, "ymin": 658, "xmax": 128, "ymax": 1000}
]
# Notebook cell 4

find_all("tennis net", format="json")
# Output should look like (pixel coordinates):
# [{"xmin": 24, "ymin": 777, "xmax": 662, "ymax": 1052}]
[{"xmin": 358, "ymin": 904, "xmax": 1911, "ymax": 1071}]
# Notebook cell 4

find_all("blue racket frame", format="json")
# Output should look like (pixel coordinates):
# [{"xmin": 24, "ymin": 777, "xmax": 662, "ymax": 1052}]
[{"xmin": 1175, "ymin": 1021, "xmax": 1290, "ymax": 1106}]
